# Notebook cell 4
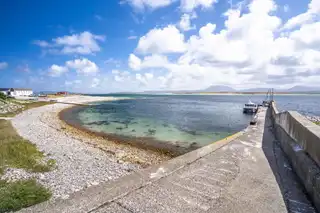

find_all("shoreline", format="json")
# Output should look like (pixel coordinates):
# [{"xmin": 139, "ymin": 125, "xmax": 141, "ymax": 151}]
[
  {"xmin": 58, "ymin": 106, "xmax": 202, "ymax": 157},
  {"xmin": 9, "ymin": 95, "xmax": 171, "ymax": 200},
  {"xmin": 51, "ymin": 96, "xmax": 173, "ymax": 166}
]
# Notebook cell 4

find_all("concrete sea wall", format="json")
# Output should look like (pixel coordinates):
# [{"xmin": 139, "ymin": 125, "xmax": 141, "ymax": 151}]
[{"xmin": 270, "ymin": 102, "xmax": 320, "ymax": 211}]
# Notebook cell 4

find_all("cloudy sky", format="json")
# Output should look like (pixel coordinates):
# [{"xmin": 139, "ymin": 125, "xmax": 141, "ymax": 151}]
[{"xmin": 0, "ymin": 0, "xmax": 319, "ymax": 93}]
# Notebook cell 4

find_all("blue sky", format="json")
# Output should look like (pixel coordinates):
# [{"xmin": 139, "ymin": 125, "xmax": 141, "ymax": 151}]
[{"xmin": 0, "ymin": 0, "xmax": 319, "ymax": 93}]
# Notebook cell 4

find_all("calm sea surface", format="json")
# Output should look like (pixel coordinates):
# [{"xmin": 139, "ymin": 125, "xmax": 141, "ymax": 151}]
[{"xmin": 64, "ymin": 94, "xmax": 320, "ymax": 148}]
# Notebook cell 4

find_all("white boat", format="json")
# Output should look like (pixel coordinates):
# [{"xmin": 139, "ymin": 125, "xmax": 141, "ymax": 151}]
[{"xmin": 243, "ymin": 101, "xmax": 258, "ymax": 113}]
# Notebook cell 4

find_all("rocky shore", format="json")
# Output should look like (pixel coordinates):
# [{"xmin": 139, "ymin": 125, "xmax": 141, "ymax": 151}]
[
  {"xmin": 0, "ymin": 99, "xmax": 23, "ymax": 114},
  {"xmin": 8, "ymin": 96, "xmax": 170, "ymax": 200},
  {"xmin": 306, "ymin": 115, "xmax": 320, "ymax": 124}
]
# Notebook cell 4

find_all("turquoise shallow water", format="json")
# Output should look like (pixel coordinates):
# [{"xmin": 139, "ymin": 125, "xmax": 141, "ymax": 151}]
[{"xmin": 63, "ymin": 94, "xmax": 320, "ymax": 149}]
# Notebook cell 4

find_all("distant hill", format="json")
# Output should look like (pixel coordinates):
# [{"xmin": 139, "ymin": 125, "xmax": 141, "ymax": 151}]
[
  {"xmin": 205, "ymin": 86, "xmax": 320, "ymax": 93},
  {"xmin": 203, "ymin": 85, "xmax": 235, "ymax": 92},
  {"xmin": 143, "ymin": 85, "xmax": 320, "ymax": 94},
  {"xmin": 285, "ymin": 86, "xmax": 320, "ymax": 92}
]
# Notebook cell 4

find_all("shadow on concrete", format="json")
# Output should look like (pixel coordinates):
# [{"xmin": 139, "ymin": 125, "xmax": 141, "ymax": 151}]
[{"xmin": 261, "ymin": 108, "xmax": 317, "ymax": 213}]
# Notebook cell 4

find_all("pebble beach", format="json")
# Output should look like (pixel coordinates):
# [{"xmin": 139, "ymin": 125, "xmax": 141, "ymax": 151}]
[{"xmin": 7, "ymin": 96, "xmax": 170, "ymax": 200}]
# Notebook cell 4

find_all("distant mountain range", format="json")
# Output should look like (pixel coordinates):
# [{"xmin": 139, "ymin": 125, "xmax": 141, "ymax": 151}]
[
  {"xmin": 38, "ymin": 86, "xmax": 320, "ymax": 95},
  {"xmin": 285, "ymin": 86, "xmax": 320, "ymax": 92},
  {"xmin": 202, "ymin": 85, "xmax": 320, "ymax": 93},
  {"xmin": 143, "ymin": 85, "xmax": 320, "ymax": 94}
]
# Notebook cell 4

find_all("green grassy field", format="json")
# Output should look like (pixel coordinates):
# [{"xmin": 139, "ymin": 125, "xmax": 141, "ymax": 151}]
[{"xmin": 0, "ymin": 119, "xmax": 55, "ymax": 212}]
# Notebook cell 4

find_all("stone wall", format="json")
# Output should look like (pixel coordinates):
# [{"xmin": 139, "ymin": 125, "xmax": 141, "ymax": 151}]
[{"xmin": 270, "ymin": 102, "xmax": 320, "ymax": 211}]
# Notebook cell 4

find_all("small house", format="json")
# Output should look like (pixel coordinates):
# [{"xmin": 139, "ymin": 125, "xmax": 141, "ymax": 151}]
[{"xmin": 56, "ymin": 91, "xmax": 68, "ymax": 96}]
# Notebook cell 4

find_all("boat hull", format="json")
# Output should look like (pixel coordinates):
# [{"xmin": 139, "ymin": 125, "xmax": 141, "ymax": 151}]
[{"xmin": 243, "ymin": 108, "xmax": 257, "ymax": 114}]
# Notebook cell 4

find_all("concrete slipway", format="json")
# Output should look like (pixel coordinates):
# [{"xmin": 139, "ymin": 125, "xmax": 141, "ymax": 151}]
[{"xmin": 20, "ymin": 108, "xmax": 316, "ymax": 213}]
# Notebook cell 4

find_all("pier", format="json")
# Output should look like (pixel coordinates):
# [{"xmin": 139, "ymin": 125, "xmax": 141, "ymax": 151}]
[{"xmin": 20, "ymin": 105, "xmax": 320, "ymax": 213}]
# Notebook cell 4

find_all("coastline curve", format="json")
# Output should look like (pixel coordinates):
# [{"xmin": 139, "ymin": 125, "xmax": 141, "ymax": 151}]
[{"xmin": 58, "ymin": 98, "xmax": 249, "ymax": 157}]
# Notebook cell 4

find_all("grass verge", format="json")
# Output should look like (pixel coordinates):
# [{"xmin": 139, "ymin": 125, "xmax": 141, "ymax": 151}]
[
  {"xmin": 0, "ymin": 119, "xmax": 56, "ymax": 174},
  {"xmin": 0, "ymin": 119, "xmax": 54, "ymax": 212},
  {"xmin": 0, "ymin": 179, "xmax": 51, "ymax": 213},
  {"xmin": 315, "ymin": 121, "xmax": 320, "ymax": 126},
  {"xmin": 0, "ymin": 101, "xmax": 53, "ymax": 117}
]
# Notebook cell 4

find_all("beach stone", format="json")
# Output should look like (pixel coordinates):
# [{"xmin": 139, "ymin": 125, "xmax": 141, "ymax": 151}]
[
  {"xmin": 0, "ymin": 100, "xmax": 24, "ymax": 114},
  {"xmin": 61, "ymin": 194, "xmax": 70, "ymax": 200},
  {"xmin": 306, "ymin": 115, "xmax": 320, "ymax": 123}
]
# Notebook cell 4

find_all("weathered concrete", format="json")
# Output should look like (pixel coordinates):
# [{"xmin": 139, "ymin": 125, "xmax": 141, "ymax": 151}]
[
  {"xmin": 271, "ymin": 102, "xmax": 320, "ymax": 211},
  {"xmin": 20, "ymin": 108, "xmax": 316, "ymax": 213},
  {"xmin": 272, "ymin": 106, "xmax": 320, "ymax": 166}
]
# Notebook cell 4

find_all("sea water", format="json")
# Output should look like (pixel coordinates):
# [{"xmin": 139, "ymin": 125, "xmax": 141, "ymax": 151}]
[{"xmin": 65, "ymin": 94, "xmax": 320, "ymax": 148}]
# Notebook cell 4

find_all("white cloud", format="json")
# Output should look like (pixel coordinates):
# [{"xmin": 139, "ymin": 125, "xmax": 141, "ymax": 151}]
[
  {"xmin": 55, "ymin": 31, "xmax": 105, "ymax": 54},
  {"xmin": 48, "ymin": 64, "xmax": 68, "ymax": 77},
  {"xmin": 180, "ymin": 0, "xmax": 217, "ymax": 12},
  {"xmin": 0, "ymin": 62, "xmax": 8, "ymax": 70},
  {"xmin": 34, "ymin": 31, "xmax": 105, "ymax": 55},
  {"xmin": 178, "ymin": 13, "xmax": 197, "ymax": 31},
  {"xmin": 65, "ymin": 80, "xmax": 82, "ymax": 86},
  {"xmin": 290, "ymin": 22, "xmax": 320, "ymax": 49},
  {"xmin": 124, "ymin": 0, "xmax": 175, "ymax": 10},
  {"xmin": 249, "ymin": 0, "xmax": 277, "ymax": 14},
  {"xmin": 122, "ymin": 0, "xmax": 320, "ymax": 91},
  {"xmin": 145, "ymin": 72, "xmax": 154, "ymax": 79},
  {"xmin": 105, "ymin": 58, "xmax": 122, "ymax": 67},
  {"xmin": 35, "ymin": 0, "xmax": 320, "ymax": 92},
  {"xmin": 136, "ymin": 25, "xmax": 186, "ymax": 54},
  {"xmin": 283, "ymin": 0, "xmax": 320, "ymax": 30},
  {"xmin": 129, "ymin": 54, "xmax": 169, "ymax": 70},
  {"xmin": 33, "ymin": 40, "xmax": 50, "ymax": 47},
  {"xmin": 135, "ymin": 73, "xmax": 154, "ymax": 85},
  {"xmin": 112, "ymin": 69, "xmax": 132, "ymax": 82},
  {"xmin": 309, "ymin": 0, "xmax": 320, "ymax": 13},
  {"xmin": 283, "ymin": 13, "xmax": 313, "ymax": 30},
  {"xmin": 66, "ymin": 58, "xmax": 99, "ymax": 75},
  {"xmin": 125, "ymin": 0, "xmax": 217, "ymax": 13},
  {"xmin": 178, "ymin": 0, "xmax": 281, "ymax": 71},
  {"xmin": 141, "ymin": 54, "xmax": 169, "ymax": 68},
  {"xmin": 129, "ymin": 54, "xmax": 142, "ymax": 70}
]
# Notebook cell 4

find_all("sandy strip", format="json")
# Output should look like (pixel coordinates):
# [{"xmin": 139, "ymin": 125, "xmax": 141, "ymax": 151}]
[{"xmin": 10, "ymin": 95, "xmax": 170, "ymax": 200}]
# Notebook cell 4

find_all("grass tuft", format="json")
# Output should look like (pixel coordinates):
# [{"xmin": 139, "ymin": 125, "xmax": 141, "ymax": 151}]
[
  {"xmin": 0, "ymin": 119, "xmax": 54, "ymax": 211},
  {"xmin": 0, "ymin": 119, "xmax": 55, "ymax": 175},
  {"xmin": 0, "ymin": 179, "xmax": 51, "ymax": 213}
]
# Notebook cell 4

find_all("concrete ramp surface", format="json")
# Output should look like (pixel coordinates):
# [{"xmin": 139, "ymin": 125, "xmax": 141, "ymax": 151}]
[{"xmin": 20, "ymin": 108, "xmax": 317, "ymax": 213}]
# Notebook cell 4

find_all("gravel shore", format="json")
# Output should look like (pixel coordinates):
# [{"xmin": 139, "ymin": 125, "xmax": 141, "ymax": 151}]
[
  {"xmin": 306, "ymin": 115, "xmax": 320, "ymax": 123},
  {"xmin": 9, "ymin": 96, "xmax": 170, "ymax": 200},
  {"xmin": 0, "ymin": 99, "xmax": 23, "ymax": 114}
]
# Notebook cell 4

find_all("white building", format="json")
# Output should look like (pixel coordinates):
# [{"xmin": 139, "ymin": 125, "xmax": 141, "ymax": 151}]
[{"xmin": 0, "ymin": 88, "xmax": 33, "ymax": 97}]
